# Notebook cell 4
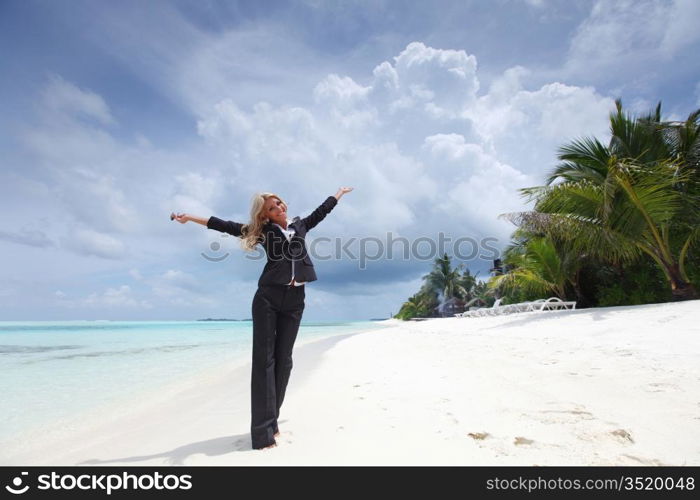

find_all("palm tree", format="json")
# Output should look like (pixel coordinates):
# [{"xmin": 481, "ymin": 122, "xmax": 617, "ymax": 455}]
[
  {"xmin": 515, "ymin": 100, "xmax": 700, "ymax": 301},
  {"xmin": 395, "ymin": 288, "xmax": 438, "ymax": 320},
  {"xmin": 396, "ymin": 256, "xmax": 481, "ymax": 319},
  {"xmin": 546, "ymin": 100, "xmax": 674, "ymax": 186},
  {"xmin": 459, "ymin": 267, "xmax": 478, "ymax": 301},
  {"xmin": 654, "ymin": 108, "xmax": 700, "ymax": 191},
  {"xmin": 395, "ymin": 296, "xmax": 422, "ymax": 320},
  {"xmin": 422, "ymin": 253, "xmax": 470, "ymax": 300},
  {"xmin": 607, "ymin": 100, "xmax": 670, "ymax": 164},
  {"xmin": 470, "ymin": 280, "xmax": 494, "ymax": 306},
  {"xmin": 513, "ymin": 160, "xmax": 699, "ymax": 300},
  {"xmin": 488, "ymin": 235, "xmax": 576, "ymax": 300}
]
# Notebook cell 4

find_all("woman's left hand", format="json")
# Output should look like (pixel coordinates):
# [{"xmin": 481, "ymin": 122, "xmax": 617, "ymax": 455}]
[{"xmin": 335, "ymin": 187, "xmax": 354, "ymax": 199}]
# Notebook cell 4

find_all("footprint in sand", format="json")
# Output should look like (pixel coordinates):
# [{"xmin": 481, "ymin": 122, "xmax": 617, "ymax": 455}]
[
  {"xmin": 467, "ymin": 432, "xmax": 490, "ymax": 440},
  {"xmin": 529, "ymin": 403, "xmax": 595, "ymax": 424},
  {"xmin": 542, "ymin": 408, "xmax": 594, "ymax": 418},
  {"xmin": 514, "ymin": 436, "xmax": 534, "ymax": 446},
  {"xmin": 611, "ymin": 429, "xmax": 634, "ymax": 443},
  {"xmin": 646, "ymin": 382, "xmax": 679, "ymax": 393}
]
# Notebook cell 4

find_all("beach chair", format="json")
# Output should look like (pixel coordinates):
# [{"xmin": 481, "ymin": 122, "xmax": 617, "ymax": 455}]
[
  {"xmin": 455, "ymin": 297, "xmax": 576, "ymax": 318},
  {"xmin": 456, "ymin": 298, "xmax": 503, "ymax": 318},
  {"xmin": 533, "ymin": 297, "xmax": 577, "ymax": 311}
]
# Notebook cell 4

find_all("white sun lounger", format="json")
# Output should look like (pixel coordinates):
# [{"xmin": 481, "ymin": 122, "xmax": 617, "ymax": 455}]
[
  {"xmin": 454, "ymin": 298, "xmax": 503, "ymax": 317},
  {"xmin": 455, "ymin": 297, "xmax": 576, "ymax": 318}
]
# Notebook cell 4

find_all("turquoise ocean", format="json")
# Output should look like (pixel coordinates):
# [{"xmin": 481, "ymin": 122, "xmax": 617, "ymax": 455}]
[{"xmin": 0, "ymin": 319, "xmax": 389, "ymax": 445}]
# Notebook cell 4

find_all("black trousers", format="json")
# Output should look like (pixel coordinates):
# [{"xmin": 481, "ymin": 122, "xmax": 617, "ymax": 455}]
[{"xmin": 250, "ymin": 283, "xmax": 305, "ymax": 449}]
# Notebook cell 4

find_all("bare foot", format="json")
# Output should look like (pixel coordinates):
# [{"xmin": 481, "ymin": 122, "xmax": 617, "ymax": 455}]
[
  {"xmin": 262, "ymin": 442, "xmax": 277, "ymax": 450},
  {"xmin": 274, "ymin": 431, "xmax": 280, "ymax": 438}
]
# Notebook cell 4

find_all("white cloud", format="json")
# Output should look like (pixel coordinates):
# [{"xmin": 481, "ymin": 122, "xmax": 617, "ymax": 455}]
[
  {"xmin": 42, "ymin": 74, "xmax": 115, "ymax": 125},
  {"xmin": 314, "ymin": 74, "xmax": 370, "ymax": 105},
  {"xmin": 80, "ymin": 4, "xmax": 333, "ymax": 117},
  {"xmin": 441, "ymin": 151, "xmax": 533, "ymax": 239},
  {"xmin": 423, "ymin": 133, "xmax": 477, "ymax": 162},
  {"xmin": 566, "ymin": 0, "xmax": 700, "ymax": 76},
  {"xmin": 198, "ymin": 100, "xmax": 322, "ymax": 168},
  {"xmin": 660, "ymin": 0, "xmax": 700, "ymax": 55},
  {"xmin": 331, "ymin": 142, "xmax": 438, "ymax": 232},
  {"xmin": 129, "ymin": 268, "xmax": 143, "ymax": 281},
  {"xmin": 419, "ymin": 136, "xmax": 535, "ymax": 237},
  {"xmin": 313, "ymin": 75, "xmax": 375, "ymax": 131},
  {"xmin": 167, "ymin": 171, "xmax": 225, "ymax": 219},
  {"xmin": 52, "ymin": 167, "xmax": 141, "ymax": 234},
  {"xmin": 160, "ymin": 269, "xmax": 201, "ymax": 292},
  {"xmin": 469, "ymin": 73, "xmax": 614, "ymax": 175},
  {"xmin": 58, "ymin": 285, "xmax": 152, "ymax": 309},
  {"xmin": 15, "ymin": 74, "xmax": 230, "ymax": 267},
  {"xmin": 194, "ymin": 42, "xmax": 613, "ymax": 240},
  {"xmin": 373, "ymin": 42, "xmax": 479, "ymax": 119},
  {"xmin": 148, "ymin": 269, "xmax": 215, "ymax": 306},
  {"xmin": 61, "ymin": 227, "xmax": 127, "ymax": 260},
  {"xmin": 86, "ymin": 285, "xmax": 146, "ymax": 308},
  {"xmin": 0, "ymin": 227, "xmax": 54, "ymax": 248}
]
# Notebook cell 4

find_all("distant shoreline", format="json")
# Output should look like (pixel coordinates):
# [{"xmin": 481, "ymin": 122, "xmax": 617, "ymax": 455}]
[
  {"xmin": 196, "ymin": 318, "xmax": 253, "ymax": 322},
  {"xmin": 196, "ymin": 318, "xmax": 393, "ymax": 322}
]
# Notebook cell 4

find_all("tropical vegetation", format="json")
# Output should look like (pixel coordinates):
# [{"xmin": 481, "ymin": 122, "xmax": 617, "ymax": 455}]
[
  {"xmin": 394, "ymin": 254, "xmax": 489, "ymax": 320},
  {"xmin": 495, "ymin": 100, "xmax": 699, "ymax": 305},
  {"xmin": 395, "ymin": 100, "xmax": 699, "ymax": 319}
]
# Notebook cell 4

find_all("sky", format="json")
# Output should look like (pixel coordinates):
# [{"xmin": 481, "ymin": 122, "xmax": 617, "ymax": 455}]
[{"xmin": 1, "ymin": 0, "xmax": 699, "ymax": 321}]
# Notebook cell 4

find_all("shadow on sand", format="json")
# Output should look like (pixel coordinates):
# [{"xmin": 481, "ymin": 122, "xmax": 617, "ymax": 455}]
[{"xmin": 79, "ymin": 433, "xmax": 253, "ymax": 465}]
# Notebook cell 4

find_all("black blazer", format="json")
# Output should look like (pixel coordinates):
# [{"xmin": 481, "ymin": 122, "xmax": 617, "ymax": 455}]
[{"xmin": 207, "ymin": 196, "xmax": 338, "ymax": 286}]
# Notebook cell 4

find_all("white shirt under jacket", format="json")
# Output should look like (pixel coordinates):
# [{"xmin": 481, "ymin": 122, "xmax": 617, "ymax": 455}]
[{"xmin": 272, "ymin": 221, "xmax": 306, "ymax": 287}]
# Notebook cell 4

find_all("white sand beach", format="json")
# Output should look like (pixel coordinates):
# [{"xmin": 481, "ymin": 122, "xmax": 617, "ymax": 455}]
[{"xmin": 3, "ymin": 300, "xmax": 700, "ymax": 466}]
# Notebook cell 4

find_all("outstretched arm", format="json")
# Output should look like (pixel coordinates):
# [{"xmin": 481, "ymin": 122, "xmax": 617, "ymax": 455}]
[
  {"xmin": 171, "ymin": 212, "xmax": 244, "ymax": 237},
  {"xmin": 172, "ymin": 213, "xmax": 208, "ymax": 226},
  {"xmin": 302, "ymin": 187, "xmax": 353, "ymax": 231},
  {"xmin": 334, "ymin": 186, "xmax": 353, "ymax": 201}
]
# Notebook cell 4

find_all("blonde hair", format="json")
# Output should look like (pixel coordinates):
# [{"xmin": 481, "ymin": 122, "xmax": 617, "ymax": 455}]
[{"xmin": 240, "ymin": 192, "xmax": 288, "ymax": 251}]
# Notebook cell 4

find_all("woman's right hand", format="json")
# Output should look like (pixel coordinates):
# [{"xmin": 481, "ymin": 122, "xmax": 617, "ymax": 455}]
[{"xmin": 171, "ymin": 212, "xmax": 189, "ymax": 224}]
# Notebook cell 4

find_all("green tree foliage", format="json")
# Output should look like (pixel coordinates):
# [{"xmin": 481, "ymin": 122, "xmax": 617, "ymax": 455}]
[
  {"xmin": 394, "ymin": 254, "xmax": 484, "ymax": 320},
  {"xmin": 394, "ymin": 285, "xmax": 439, "ymax": 320},
  {"xmin": 423, "ymin": 253, "xmax": 471, "ymax": 301},
  {"xmin": 397, "ymin": 101, "xmax": 699, "ymax": 315},
  {"xmin": 488, "ymin": 235, "xmax": 577, "ymax": 301},
  {"xmin": 497, "ymin": 100, "xmax": 700, "ymax": 304}
]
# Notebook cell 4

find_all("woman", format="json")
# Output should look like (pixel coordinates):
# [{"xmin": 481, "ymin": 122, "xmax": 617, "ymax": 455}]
[{"xmin": 172, "ymin": 187, "xmax": 353, "ymax": 449}]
